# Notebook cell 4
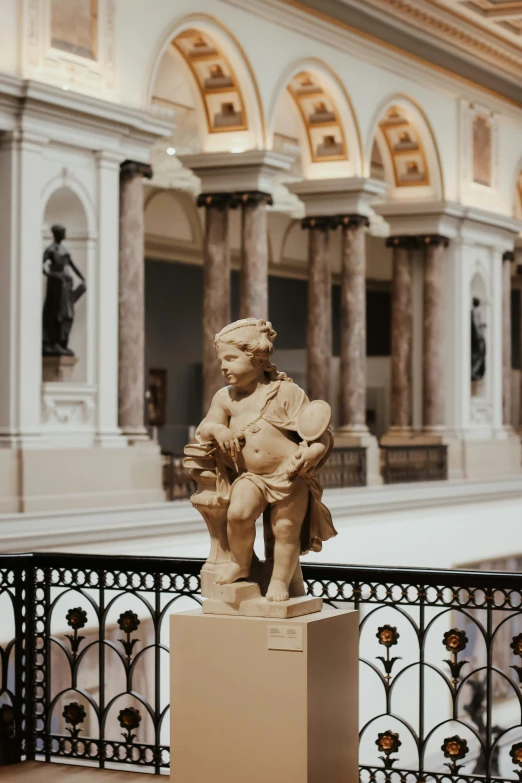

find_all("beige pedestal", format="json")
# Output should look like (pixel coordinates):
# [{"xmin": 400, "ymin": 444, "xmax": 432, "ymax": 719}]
[{"xmin": 170, "ymin": 608, "xmax": 359, "ymax": 783}]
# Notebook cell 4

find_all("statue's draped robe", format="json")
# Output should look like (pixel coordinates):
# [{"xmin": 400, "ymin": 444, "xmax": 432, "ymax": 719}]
[{"xmin": 212, "ymin": 379, "xmax": 337, "ymax": 554}]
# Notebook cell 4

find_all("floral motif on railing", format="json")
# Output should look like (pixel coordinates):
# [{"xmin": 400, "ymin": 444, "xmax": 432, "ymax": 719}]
[
  {"xmin": 442, "ymin": 628, "xmax": 469, "ymax": 688},
  {"xmin": 376, "ymin": 730, "xmax": 401, "ymax": 769},
  {"xmin": 441, "ymin": 736, "xmax": 469, "ymax": 774},
  {"xmin": 376, "ymin": 625, "xmax": 401, "ymax": 681},
  {"xmin": 118, "ymin": 707, "xmax": 141, "ymax": 744},
  {"xmin": 511, "ymin": 742, "xmax": 522, "ymax": 780},
  {"xmin": 65, "ymin": 607, "xmax": 87, "ymax": 660},
  {"xmin": 62, "ymin": 702, "xmax": 86, "ymax": 739},
  {"xmin": 117, "ymin": 611, "xmax": 141, "ymax": 663}
]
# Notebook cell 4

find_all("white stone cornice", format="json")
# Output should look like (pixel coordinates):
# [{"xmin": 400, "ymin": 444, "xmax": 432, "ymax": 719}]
[
  {"xmin": 178, "ymin": 150, "xmax": 293, "ymax": 195},
  {"xmin": 288, "ymin": 177, "xmax": 388, "ymax": 217},
  {"xmin": 0, "ymin": 75, "xmax": 172, "ymax": 155},
  {"xmin": 375, "ymin": 200, "xmax": 522, "ymax": 243}
]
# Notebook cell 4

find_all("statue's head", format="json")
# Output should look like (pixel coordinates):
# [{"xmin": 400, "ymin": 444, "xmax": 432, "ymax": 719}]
[
  {"xmin": 214, "ymin": 319, "xmax": 287, "ymax": 388},
  {"xmin": 51, "ymin": 224, "xmax": 66, "ymax": 242},
  {"xmin": 472, "ymin": 297, "xmax": 481, "ymax": 308}
]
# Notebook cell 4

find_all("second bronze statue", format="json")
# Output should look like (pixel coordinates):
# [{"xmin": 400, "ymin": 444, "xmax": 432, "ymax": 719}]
[{"xmin": 42, "ymin": 224, "xmax": 87, "ymax": 357}]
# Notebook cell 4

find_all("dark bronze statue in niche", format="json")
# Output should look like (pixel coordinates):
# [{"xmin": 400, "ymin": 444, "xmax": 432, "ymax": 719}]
[
  {"xmin": 471, "ymin": 296, "xmax": 486, "ymax": 382},
  {"xmin": 42, "ymin": 224, "xmax": 86, "ymax": 356}
]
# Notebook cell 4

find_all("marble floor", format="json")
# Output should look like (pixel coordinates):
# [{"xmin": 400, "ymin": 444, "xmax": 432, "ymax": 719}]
[{"xmin": 3, "ymin": 762, "xmax": 164, "ymax": 780}]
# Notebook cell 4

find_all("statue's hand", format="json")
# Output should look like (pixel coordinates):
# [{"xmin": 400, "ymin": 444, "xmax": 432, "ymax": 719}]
[
  {"xmin": 288, "ymin": 442, "xmax": 326, "ymax": 476},
  {"xmin": 210, "ymin": 424, "xmax": 243, "ymax": 461}
]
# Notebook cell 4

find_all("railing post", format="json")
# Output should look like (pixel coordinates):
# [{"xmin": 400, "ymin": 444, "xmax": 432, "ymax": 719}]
[{"xmin": 22, "ymin": 556, "xmax": 36, "ymax": 761}]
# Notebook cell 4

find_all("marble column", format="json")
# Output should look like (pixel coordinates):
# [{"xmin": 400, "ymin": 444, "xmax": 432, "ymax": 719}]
[
  {"xmin": 339, "ymin": 215, "xmax": 369, "ymax": 431},
  {"xmin": 197, "ymin": 193, "xmax": 232, "ymax": 414},
  {"xmin": 118, "ymin": 160, "xmax": 152, "ymax": 441},
  {"xmin": 237, "ymin": 192, "xmax": 272, "ymax": 321},
  {"xmin": 422, "ymin": 235, "xmax": 449, "ymax": 432},
  {"xmin": 303, "ymin": 217, "xmax": 333, "ymax": 403},
  {"xmin": 386, "ymin": 236, "xmax": 416, "ymax": 432},
  {"xmin": 503, "ymin": 251, "xmax": 514, "ymax": 427}
]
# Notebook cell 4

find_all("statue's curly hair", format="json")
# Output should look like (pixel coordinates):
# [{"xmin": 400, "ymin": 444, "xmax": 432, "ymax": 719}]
[{"xmin": 214, "ymin": 318, "xmax": 291, "ymax": 382}]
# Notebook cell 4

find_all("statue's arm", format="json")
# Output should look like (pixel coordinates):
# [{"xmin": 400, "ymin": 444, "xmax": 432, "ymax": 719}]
[
  {"xmin": 42, "ymin": 248, "xmax": 51, "ymax": 276},
  {"xmin": 196, "ymin": 389, "xmax": 231, "ymax": 443},
  {"xmin": 69, "ymin": 259, "xmax": 86, "ymax": 282}
]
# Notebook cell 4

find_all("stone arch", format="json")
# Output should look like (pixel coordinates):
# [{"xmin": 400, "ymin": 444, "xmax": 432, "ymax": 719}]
[
  {"xmin": 144, "ymin": 188, "xmax": 203, "ymax": 261},
  {"xmin": 147, "ymin": 14, "xmax": 265, "ymax": 153},
  {"xmin": 41, "ymin": 174, "xmax": 95, "ymax": 238},
  {"xmin": 367, "ymin": 94, "xmax": 444, "ymax": 201},
  {"xmin": 268, "ymin": 58, "xmax": 363, "ymax": 179}
]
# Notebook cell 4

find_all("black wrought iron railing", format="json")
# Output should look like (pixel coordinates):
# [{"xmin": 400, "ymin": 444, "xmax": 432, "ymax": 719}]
[
  {"xmin": 320, "ymin": 446, "xmax": 367, "ymax": 488},
  {"xmin": 1, "ymin": 553, "xmax": 522, "ymax": 781},
  {"xmin": 382, "ymin": 444, "xmax": 448, "ymax": 484},
  {"xmin": 162, "ymin": 446, "xmax": 368, "ymax": 500},
  {"xmin": 161, "ymin": 451, "xmax": 196, "ymax": 500}
]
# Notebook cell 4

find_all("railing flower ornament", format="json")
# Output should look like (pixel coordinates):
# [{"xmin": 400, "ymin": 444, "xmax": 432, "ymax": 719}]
[
  {"xmin": 443, "ymin": 628, "xmax": 469, "ymax": 687},
  {"xmin": 65, "ymin": 607, "xmax": 88, "ymax": 659},
  {"xmin": 62, "ymin": 702, "xmax": 86, "ymax": 738},
  {"xmin": 376, "ymin": 730, "xmax": 401, "ymax": 769},
  {"xmin": 510, "ymin": 634, "xmax": 522, "ymax": 686},
  {"xmin": 117, "ymin": 611, "xmax": 141, "ymax": 662},
  {"xmin": 376, "ymin": 625, "xmax": 402, "ymax": 681},
  {"xmin": 510, "ymin": 741, "xmax": 522, "ymax": 780},
  {"xmin": 441, "ymin": 735, "xmax": 469, "ymax": 773},
  {"xmin": 118, "ymin": 707, "xmax": 141, "ymax": 744}
]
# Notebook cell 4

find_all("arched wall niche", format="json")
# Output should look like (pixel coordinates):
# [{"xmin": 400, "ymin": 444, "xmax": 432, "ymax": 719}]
[
  {"xmin": 367, "ymin": 95, "xmax": 444, "ymax": 202},
  {"xmin": 42, "ymin": 185, "xmax": 92, "ymax": 383},
  {"xmin": 147, "ymin": 15, "xmax": 265, "ymax": 155},
  {"xmin": 268, "ymin": 59, "xmax": 363, "ymax": 180}
]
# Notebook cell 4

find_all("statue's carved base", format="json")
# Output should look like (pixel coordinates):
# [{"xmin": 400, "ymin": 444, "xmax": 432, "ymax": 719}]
[
  {"xmin": 42, "ymin": 354, "xmax": 78, "ymax": 383},
  {"xmin": 202, "ymin": 579, "xmax": 323, "ymax": 618}
]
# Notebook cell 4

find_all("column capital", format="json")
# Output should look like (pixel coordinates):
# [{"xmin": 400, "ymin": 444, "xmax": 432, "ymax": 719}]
[
  {"xmin": 419, "ymin": 234, "xmax": 450, "ymax": 248},
  {"xmin": 503, "ymin": 250, "xmax": 515, "ymax": 263},
  {"xmin": 386, "ymin": 235, "xmax": 420, "ymax": 250},
  {"xmin": 120, "ymin": 159, "xmax": 153, "ymax": 181},
  {"xmin": 301, "ymin": 216, "xmax": 336, "ymax": 232},
  {"xmin": 197, "ymin": 192, "xmax": 234, "ymax": 211},
  {"xmin": 338, "ymin": 214, "xmax": 370, "ymax": 229},
  {"xmin": 232, "ymin": 191, "xmax": 273, "ymax": 208}
]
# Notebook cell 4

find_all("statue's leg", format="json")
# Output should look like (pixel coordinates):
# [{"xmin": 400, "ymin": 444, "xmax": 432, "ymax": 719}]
[
  {"xmin": 214, "ymin": 479, "xmax": 266, "ymax": 586},
  {"xmin": 266, "ymin": 477, "xmax": 309, "ymax": 602}
]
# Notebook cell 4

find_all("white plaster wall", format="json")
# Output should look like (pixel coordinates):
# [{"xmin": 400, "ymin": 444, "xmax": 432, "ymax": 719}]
[{"xmin": 0, "ymin": 0, "xmax": 19, "ymax": 74}]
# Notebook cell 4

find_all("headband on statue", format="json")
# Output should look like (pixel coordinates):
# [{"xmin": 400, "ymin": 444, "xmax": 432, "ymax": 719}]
[{"xmin": 215, "ymin": 319, "xmax": 266, "ymax": 340}]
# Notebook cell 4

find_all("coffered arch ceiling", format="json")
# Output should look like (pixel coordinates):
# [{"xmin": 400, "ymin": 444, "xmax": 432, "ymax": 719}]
[
  {"xmin": 148, "ymin": 16, "xmax": 265, "ymax": 154},
  {"xmin": 368, "ymin": 97, "xmax": 444, "ymax": 201},
  {"xmin": 269, "ymin": 60, "xmax": 363, "ymax": 179}
]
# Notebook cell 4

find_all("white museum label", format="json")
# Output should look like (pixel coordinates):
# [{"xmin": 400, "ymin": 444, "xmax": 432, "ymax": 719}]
[{"xmin": 268, "ymin": 625, "xmax": 303, "ymax": 652}]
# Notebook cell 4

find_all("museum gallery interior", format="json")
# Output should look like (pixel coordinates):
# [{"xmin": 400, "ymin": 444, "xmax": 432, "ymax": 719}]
[{"xmin": 2, "ymin": 0, "xmax": 522, "ymax": 780}]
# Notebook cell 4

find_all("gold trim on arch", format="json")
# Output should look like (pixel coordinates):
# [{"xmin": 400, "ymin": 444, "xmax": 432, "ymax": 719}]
[
  {"xmin": 277, "ymin": 57, "xmax": 364, "ymax": 170},
  {"xmin": 155, "ymin": 12, "xmax": 267, "ymax": 146},
  {"xmin": 372, "ymin": 92, "xmax": 445, "ymax": 198},
  {"xmin": 278, "ymin": 0, "xmax": 522, "ymax": 110}
]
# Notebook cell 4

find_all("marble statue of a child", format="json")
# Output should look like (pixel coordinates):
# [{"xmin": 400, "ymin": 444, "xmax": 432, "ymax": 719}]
[{"xmin": 195, "ymin": 318, "xmax": 336, "ymax": 603}]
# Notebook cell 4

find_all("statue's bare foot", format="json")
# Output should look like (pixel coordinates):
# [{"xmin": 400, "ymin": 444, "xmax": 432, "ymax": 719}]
[
  {"xmin": 214, "ymin": 563, "xmax": 250, "ymax": 585},
  {"xmin": 266, "ymin": 579, "xmax": 290, "ymax": 602}
]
